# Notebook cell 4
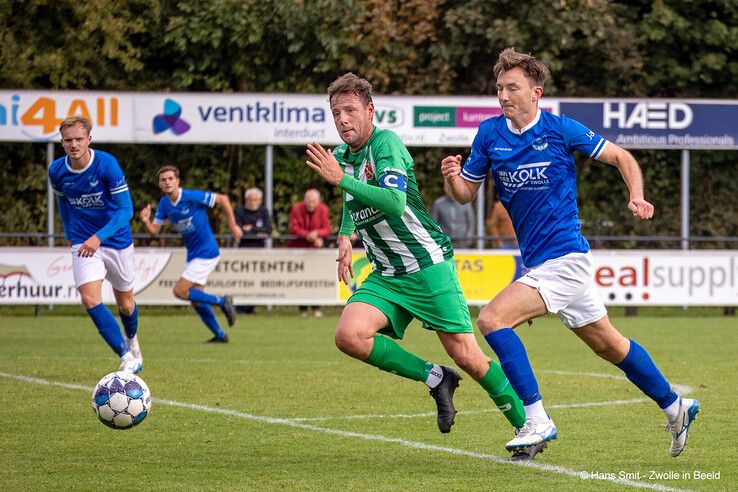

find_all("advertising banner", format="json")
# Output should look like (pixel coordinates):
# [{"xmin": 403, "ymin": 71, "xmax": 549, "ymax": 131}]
[
  {"xmin": 2, "ymin": 248, "xmax": 736, "ymax": 307},
  {"xmin": 3, "ymin": 90, "xmax": 734, "ymax": 149},
  {"xmin": 559, "ymin": 99, "xmax": 738, "ymax": 149},
  {"xmin": 0, "ymin": 90, "xmax": 554, "ymax": 147},
  {"xmin": 0, "ymin": 248, "xmax": 337, "ymax": 305}
]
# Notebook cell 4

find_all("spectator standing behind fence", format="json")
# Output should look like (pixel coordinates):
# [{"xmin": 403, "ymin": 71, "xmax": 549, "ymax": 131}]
[
  {"xmin": 235, "ymin": 187, "xmax": 272, "ymax": 248},
  {"xmin": 289, "ymin": 188, "xmax": 332, "ymax": 317},
  {"xmin": 431, "ymin": 182, "xmax": 475, "ymax": 249},
  {"xmin": 487, "ymin": 198, "xmax": 518, "ymax": 249},
  {"xmin": 235, "ymin": 187, "xmax": 272, "ymax": 314}
]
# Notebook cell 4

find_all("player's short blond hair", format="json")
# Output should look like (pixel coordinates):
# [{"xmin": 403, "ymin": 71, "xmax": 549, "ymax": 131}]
[
  {"xmin": 493, "ymin": 48, "xmax": 550, "ymax": 87},
  {"xmin": 327, "ymin": 73, "xmax": 373, "ymax": 106},
  {"xmin": 59, "ymin": 116, "xmax": 92, "ymax": 135}
]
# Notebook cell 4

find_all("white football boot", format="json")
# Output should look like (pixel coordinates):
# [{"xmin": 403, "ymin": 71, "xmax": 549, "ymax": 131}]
[
  {"xmin": 666, "ymin": 397, "xmax": 700, "ymax": 457},
  {"xmin": 118, "ymin": 350, "xmax": 143, "ymax": 374},
  {"xmin": 505, "ymin": 417, "xmax": 558, "ymax": 451}
]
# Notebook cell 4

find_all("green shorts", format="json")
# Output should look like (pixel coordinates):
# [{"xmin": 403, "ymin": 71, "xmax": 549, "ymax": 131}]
[{"xmin": 347, "ymin": 258, "xmax": 472, "ymax": 339}]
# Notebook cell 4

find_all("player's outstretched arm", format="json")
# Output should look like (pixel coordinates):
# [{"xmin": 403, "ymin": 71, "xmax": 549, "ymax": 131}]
[
  {"xmin": 139, "ymin": 204, "xmax": 163, "ymax": 235},
  {"xmin": 597, "ymin": 143, "xmax": 654, "ymax": 220},
  {"xmin": 215, "ymin": 194, "xmax": 243, "ymax": 243}
]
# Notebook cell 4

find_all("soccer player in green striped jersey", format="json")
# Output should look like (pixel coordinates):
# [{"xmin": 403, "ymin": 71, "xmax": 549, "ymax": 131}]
[{"xmin": 306, "ymin": 73, "xmax": 540, "ymax": 457}]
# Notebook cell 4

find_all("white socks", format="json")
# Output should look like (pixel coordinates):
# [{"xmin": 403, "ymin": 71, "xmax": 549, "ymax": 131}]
[
  {"xmin": 523, "ymin": 400, "xmax": 549, "ymax": 423},
  {"xmin": 663, "ymin": 398, "xmax": 681, "ymax": 422},
  {"xmin": 425, "ymin": 364, "xmax": 443, "ymax": 389}
]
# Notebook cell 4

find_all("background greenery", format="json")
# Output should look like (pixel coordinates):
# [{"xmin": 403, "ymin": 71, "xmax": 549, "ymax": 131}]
[{"xmin": 0, "ymin": 0, "xmax": 736, "ymax": 245}]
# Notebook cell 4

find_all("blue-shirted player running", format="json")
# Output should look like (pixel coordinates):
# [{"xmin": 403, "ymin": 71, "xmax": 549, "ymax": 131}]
[
  {"xmin": 139, "ymin": 165, "xmax": 241, "ymax": 343},
  {"xmin": 49, "ymin": 116, "xmax": 143, "ymax": 374},
  {"xmin": 441, "ymin": 48, "xmax": 699, "ymax": 458}
]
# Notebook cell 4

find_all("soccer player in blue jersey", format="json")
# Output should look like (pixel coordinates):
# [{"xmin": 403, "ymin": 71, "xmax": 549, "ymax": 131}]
[
  {"xmin": 441, "ymin": 48, "xmax": 699, "ymax": 458},
  {"xmin": 48, "ymin": 116, "xmax": 142, "ymax": 374},
  {"xmin": 139, "ymin": 165, "xmax": 241, "ymax": 343}
]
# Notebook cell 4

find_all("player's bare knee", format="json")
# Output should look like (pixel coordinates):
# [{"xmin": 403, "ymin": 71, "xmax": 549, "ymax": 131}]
[
  {"xmin": 591, "ymin": 343, "xmax": 625, "ymax": 364},
  {"xmin": 173, "ymin": 286, "xmax": 188, "ymax": 300},
  {"xmin": 477, "ymin": 308, "xmax": 507, "ymax": 334},
  {"xmin": 334, "ymin": 327, "xmax": 355, "ymax": 355}
]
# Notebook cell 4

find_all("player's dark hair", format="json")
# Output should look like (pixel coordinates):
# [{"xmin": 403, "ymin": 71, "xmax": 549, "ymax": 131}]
[
  {"xmin": 493, "ymin": 47, "xmax": 550, "ymax": 87},
  {"xmin": 157, "ymin": 164, "xmax": 180, "ymax": 180},
  {"xmin": 327, "ymin": 73, "xmax": 373, "ymax": 106},
  {"xmin": 59, "ymin": 116, "xmax": 92, "ymax": 135}
]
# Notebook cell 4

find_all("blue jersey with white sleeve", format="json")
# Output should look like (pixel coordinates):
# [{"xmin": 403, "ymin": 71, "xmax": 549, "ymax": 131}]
[
  {"xmin": 48, "ymin": 149, "xmax": 133, "ymax": 249},
  {"xmin": 153, "ymin": 188, "xmax": 219, "ymax": 261},
  {"xmin": 462, "ymin": 109, "xmax": 608, "ymax": 267}
]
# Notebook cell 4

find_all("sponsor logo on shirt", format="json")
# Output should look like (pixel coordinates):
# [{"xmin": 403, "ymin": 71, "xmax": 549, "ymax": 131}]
[
  {"xmin": 89, "ymin": 176, "xmax": 99, "ymax": 188},
  {"xmin": 175, "ymin": 217, "xmax": 195, "ymax": 233},
  {"xmin": 497, "ymin": 162, "xmax": 551, "ymax": 190},
  {"xmin": 68, "ymin": 192, "xmax": 104, "ymax": 208},
  {"xmin": 494, "ymin": 147, "xmax": 512, "ymax": 151},
  {"xmin": 350, "ymin": 207, "xmax": 381, "ymax": 226}
]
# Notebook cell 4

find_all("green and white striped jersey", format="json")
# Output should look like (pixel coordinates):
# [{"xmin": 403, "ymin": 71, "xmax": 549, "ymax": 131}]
[{"xmin": 334, "ymin": 127, "xmax": 453, "ymax": 276}]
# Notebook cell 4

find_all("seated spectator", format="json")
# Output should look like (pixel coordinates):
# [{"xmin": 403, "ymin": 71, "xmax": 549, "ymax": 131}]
[
  {"xmin": 289, "ymin": 188, "xmax": 332, "ymax": 317},
  {"xmin": 235, "ymin": 187, "xmax": 272, "ymax": 248},
  {"xmin": 235, "ymin": 187, "xmax": 272, "ymax": 313}
]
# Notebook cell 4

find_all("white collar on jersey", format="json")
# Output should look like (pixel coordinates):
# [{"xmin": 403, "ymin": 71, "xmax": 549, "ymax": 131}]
[
  {"xmin": 505, "ymin": 109, "xmax": 541, "ymax": 135},
  {"xmin": 65, "ymin": 149, "xmax": 96, "ymax": 173},
  {"xmin": 170, "ymin": 187, "xmax": 184, "ymax": 206}
]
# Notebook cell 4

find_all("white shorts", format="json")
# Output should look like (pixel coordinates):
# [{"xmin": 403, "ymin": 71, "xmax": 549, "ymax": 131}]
[
  {"xmin": 182, "ymin": 256, "xmax": 220, "ymax": 285},
  {"xmin": 71, "ymin": 244, "xmax": 135, "ymax": 292},
  {"xmin": 516, "ymin": 251, "xmax": 607, "ymax": 329}
]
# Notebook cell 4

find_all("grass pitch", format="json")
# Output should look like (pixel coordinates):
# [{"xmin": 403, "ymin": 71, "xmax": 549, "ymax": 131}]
[{"xmin": 0, "ymin": 307, "xmax": 735, "ymax": 491}]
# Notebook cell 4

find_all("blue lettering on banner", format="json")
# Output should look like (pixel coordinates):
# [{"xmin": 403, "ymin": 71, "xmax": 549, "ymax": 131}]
[
  {"xmin": 197, "ymin": 100, "xmax": 325, "ymax": 124},
  {"xmin": 559, "ymin": 101, "xmax": 738, "ymax": 149},
  {"xmin": 379, "ymin": 173, "xmax": 407, "ymax": 192}
]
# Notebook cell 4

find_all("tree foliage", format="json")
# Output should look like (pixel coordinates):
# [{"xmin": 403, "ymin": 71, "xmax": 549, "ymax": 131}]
[{"xmin": 0, "ymin": 0, "xmax": 735, "ymax": 245}]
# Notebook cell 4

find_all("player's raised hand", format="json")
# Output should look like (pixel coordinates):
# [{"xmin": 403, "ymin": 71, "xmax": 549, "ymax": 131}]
[
  {"xmin": 628, "ymin": 198, "xmax": 654, "ymax": 219},
  {"xmin": 441, "ymin": 154, "xmax": 463, "ymax": 180},
  {"xmin": 139, "ymin": 203, "xmax": 151, "ymax": 223},
  {"xmin": 306, "ymin": 143, "xmax": 344, "ymax": 186}
]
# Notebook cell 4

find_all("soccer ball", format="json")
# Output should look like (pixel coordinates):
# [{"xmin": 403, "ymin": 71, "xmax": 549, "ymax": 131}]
[{"xmin": 91, "ymin": 371, "xmax": 151, "ymax": 429}]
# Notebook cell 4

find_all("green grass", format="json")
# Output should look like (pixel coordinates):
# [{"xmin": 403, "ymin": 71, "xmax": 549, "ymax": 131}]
[{"xmin": 0, "ymin": 310, "xmax": 735, "ymax": 491}]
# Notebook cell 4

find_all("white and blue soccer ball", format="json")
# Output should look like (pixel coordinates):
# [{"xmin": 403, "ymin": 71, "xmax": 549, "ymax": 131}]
[{"xmin": 91, "ymin": 371, "xmax": 151, "ymax": 429}]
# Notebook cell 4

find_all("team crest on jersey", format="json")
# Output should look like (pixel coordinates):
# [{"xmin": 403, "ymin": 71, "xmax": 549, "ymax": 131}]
[
  {"xmin": 532, "ymin": 137, "xmax": 548, "ymax": 151},
  {"xmin": 364, "ymin": 162, "xmax": 374, "ymax": 180}
]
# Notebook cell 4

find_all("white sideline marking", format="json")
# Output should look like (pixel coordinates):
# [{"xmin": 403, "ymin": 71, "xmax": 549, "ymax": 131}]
[
  {"xmin": 289, "ymin": 370, "xmax": 693, "ymax": 422},
  {"xmin": 0, "ymin": 371, "xmax": 691, "ymax": 492}
]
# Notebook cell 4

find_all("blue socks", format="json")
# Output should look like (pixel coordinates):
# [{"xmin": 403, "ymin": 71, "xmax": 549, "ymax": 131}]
[
  {"xmin": 188, "ymin": 288, "xmax": 223, "ymax": 306},
  {"xmin": 484, "ymin": 328, "xmax": 541, "ymax": 405},
  {"xmin": 616, "ymin": 339, "xmax": 678, "ymax": 409},
  {"xmin": 87, "ymin": 304, "xmax": 127, "ymax": 356},
  {"xmin": 193, "ymin": 303, "xmax": 226, "ymax": 338},
  {"xmin": 118, "ymin": 304, "xmax": 138, "ymax": 338}
]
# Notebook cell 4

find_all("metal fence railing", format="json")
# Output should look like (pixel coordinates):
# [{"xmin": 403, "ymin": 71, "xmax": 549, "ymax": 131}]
[{"xmin": 2, "ymin": 232, "xmax": 738, "ymax": 249}]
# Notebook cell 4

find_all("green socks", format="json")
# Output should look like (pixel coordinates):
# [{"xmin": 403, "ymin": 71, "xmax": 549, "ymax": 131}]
[
  {"xmin": 478, "ymin": 360, "xmax": 525, "ymax": 429},
  {"xmin": 366, "ymin": 335, "xmax": 432, "ymax": 382},
  {"xmin": 365, "ymin": 336, "xmax": 524, "ymax": 429}
]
